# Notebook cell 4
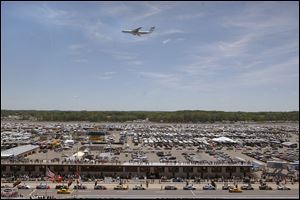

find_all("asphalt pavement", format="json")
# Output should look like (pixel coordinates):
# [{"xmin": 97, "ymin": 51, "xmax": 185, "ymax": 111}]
[{"xmin": 5, "ymin": 181, "xmax": 299, "ymax": 199}]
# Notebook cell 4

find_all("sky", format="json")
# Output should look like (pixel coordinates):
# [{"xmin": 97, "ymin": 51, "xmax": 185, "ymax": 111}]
[{"xmin": 1, "ymin": 1, "xmax": 299, "ymax": 111}]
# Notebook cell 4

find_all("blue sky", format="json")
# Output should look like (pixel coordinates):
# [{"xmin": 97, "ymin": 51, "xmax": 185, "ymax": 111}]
[{"xmin": 1, "ymin": 1, "xmax": 299, "ymax": 111}]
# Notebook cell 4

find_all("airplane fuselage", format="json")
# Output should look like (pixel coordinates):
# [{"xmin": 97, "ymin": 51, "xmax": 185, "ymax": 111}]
[
  {"xmin": 122, "ymin": 30, "xmax": 152, "ymax": 35},
  {"xmin": 122, "ymin": 27, "xmax": 155, "ymax": 36}
]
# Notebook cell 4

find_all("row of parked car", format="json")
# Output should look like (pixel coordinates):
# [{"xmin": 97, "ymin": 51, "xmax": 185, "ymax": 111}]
[{"xmin": 16, "ymin": 182, "xmax": 292, "ymax": 191}]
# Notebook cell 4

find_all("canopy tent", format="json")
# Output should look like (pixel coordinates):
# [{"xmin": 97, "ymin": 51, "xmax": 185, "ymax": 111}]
[{"xmin": 211, "ymin": 136, "xmax": 237, "ymax": 143}]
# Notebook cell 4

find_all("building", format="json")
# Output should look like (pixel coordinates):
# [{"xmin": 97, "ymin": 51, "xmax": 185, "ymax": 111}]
[{"xmin": 1, "ymin": 145, "xmax": 39, "ymax": 159}]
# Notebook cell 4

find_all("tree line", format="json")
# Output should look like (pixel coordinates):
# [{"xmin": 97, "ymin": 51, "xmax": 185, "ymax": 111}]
[{"xmin": 1, "ymin": 110, "xmax": 298, "ymax": 123}]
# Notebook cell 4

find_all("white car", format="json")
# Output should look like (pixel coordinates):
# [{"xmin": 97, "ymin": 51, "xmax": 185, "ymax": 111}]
[
  {"xmin": 277, "ymin": 185, "xmax": 291, "ymax": 190},
  {"xmin": 203, "ymin": 184, "xmax": 216, "ymax": 190},
  {"xmin": 17, "ymin": 184, "xmax": 31, "ymax": 189},
  {"xmin": 183, "ymin": 184, "xmax": 196, "ymax": 190},
  {"xmin": 132, "ymin": 185, "xmax": 146, "ymax": 190}
]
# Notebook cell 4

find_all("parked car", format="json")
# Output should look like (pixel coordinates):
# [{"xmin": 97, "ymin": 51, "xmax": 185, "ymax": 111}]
[
  {"xmin": 241, "ymin": 184, "xmax": 254, "ymax": 190},
  {"xmin": 259, "ymin": 184, "xmax": 272, "ymax": 190},
  {"xmin": 36, "ymin": 183, "xmax": 50, "ymax": 189},
  {"xmin": 183, "ymin": 184, "xmax": 196, "ymax": 190},
  {"xmin": 17, "ymin": 184, "xmax": 31, "ymax": 189},
  {"xmin": 132, "ymin": 185, "xmax": 146, "ymax": 190},
  {"xmin": 202, "ymin": 184, "xmax": 216, "ymax": 190},
  {"xmin": 222, "ymin": 183, "xmax": 234, "ymax": 190},
  {"xmin": 73, "ymin": 184, "xmax": 87, "ymax": 190},
  {"xmin": 55, "ymin": 185, "xmax": 68, "ymax": 190},
  {"xmin": 114, "ymin": 185, "xmax": 129, "ymax": 190},
  {"xmin": 57, "ymin": 188, "xmax": 71, "ymax": 194},
  {"xmin": 164, "ymin": 185, "xmax": 177, "ymax": 190},
  {"xmin": 172, "ymin": 177, "xmax": 184, "ymax": 182},
  {"xmin": 94, "ymin": 185, "xmax": 107, "ymax": 190},
  {"xmin": 277, "ymin": 185, "xmax": 291, "ymax": 190}
]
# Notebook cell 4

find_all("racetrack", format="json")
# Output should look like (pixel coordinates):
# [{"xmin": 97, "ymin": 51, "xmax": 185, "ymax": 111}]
[{"xmin": 13, "ymin": 187, "xmax": 300, "ymax": 199}]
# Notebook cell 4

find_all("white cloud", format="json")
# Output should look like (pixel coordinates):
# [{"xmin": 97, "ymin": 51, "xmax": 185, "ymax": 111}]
[
  {"xmin": 138, "ymin": 71, "xmax": 180, "ymax": 88},
  {"xmin": 69, "ymin": 44, "xmax": 84, "ymax": 50},
  {"xmin": 131, "ymin": 2, "xmax": 177, "ymax": 22},
  {"xmin": 217, "ymin": 34, "xmax": 254, "ymax": 57},
  {"xmin": 237, "ymin": 58, "xmax": 299, "ymax": 87},
  {"xmin": 139, "ymin": 71, "xmax": 172, "ymax": 79},
  {"xmin": 104, "ymin": 72, "xmax": 116, "ymax": 75},
  {"xmin": 223, "ymin": 3, "xmax": 298, "ymax": 35},
  {"xmin": 99, "ymin": 3, "xmax": 132, "ymax": 17},
  {"xmin": 74, "ymin": 58, "xmax": 88, "ymax": 63},
  {"xmin": 162, "ymin": 38, "xmax": 171, "ymax": 44},
  {"xmin": 28, "ymin": 4, "xmax": 76, "ymax": 27},
  {"xmin": 83, "ymin": 20, "xmax": 113, "ymax": 42},
  {"xmin": 68, "ymin": 44, "xmax": 89, "ymax": 63},
  {"xmin": 127, "ymin": 60, "xmax": 143, "ymax": 66},
  {"xmin": 103, "ymin": 50, "xmax": 142, "ymax": 66},
  {"xmin": 177, "ymin": 13, "xmax": 298, "ymax": 91},
  {"xmin": 176, "ymin": 13, "xmax": 205, "ymax": 20},
  {"xmin": 160, "ymin": 29, "xmax": 185, "ymax": 35},
  {"xmin": 259, "ymin": 42, "xmax": 299, "ymax": 58},
  {"xmin": 23, "ymin": 5, "xmax": 113, "ymax": 43},
  {"xmin": 97, "ymin": 71, "xmax": 116, "ymax": 80}
]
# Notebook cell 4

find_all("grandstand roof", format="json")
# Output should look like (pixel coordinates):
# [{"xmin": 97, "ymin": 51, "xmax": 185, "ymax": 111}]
[{"xmin": 1, "ymin": 144, "xmax": 39, "ymax": 158}]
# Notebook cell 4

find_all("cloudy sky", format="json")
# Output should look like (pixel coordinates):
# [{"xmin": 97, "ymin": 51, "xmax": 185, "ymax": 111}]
[{"xmin": 1, "ymin": 1, "xmax": 299, "ymax": 111}]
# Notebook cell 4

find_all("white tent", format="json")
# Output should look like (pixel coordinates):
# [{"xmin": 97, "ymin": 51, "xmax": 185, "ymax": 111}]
[
  {"xmin": 211, "ymin": 136, "xmax": 237, "ymax": 143},
  {"xmin": 96, "ymin": 152, "xmax": 112, "ymax": 161},
  {"xmin": 66, "ymin": 151, "xmax": 85, "ymax": 161},
  {"xmin": 64, "ymin": 139, "xmax": 75, "ymax": 145}
]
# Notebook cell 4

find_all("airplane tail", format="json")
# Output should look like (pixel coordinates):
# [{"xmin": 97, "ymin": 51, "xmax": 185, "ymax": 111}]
[{"xmin": 149, "ymin": 26, "xmax": 155, "ymax": 32}]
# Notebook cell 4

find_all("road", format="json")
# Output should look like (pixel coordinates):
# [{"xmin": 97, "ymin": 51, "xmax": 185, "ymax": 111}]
[
  {"xmin": 14, "ymin": 188, "xmax": 299, "ymax": 199},
  {"xmin": 3, "ymin": 181, "xmax": 298, "ymax": 199}
]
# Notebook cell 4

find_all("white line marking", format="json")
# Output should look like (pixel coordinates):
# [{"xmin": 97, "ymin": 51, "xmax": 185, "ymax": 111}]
[
  {"xmin": 155, "ymin": 191, "xmax": 166, "ymax": 193},
  {"xmin": 191, "ymin": 190, "xmax": 196, "ymax": 197},
  {"xmin": 29, "ymin": 189, "xmax": 36, "ymax": 196}
]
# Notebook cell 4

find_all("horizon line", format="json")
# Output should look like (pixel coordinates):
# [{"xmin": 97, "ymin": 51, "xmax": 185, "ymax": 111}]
[{"xmin": 1, "ymin": 109, "xmax": 299, "ymax": 113}]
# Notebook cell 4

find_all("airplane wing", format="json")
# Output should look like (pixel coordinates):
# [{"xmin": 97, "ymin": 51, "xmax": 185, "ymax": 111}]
[{"xmin": 132, "ymin": 27, "xmax": 142, "ymax": 33}]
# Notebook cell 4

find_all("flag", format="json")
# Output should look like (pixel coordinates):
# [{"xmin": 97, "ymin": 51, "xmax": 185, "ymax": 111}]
[
  {"xmin": 13, "ymin": 180, "xmax": 21, "ymax": 187},
  {"xmin": 68, "ymin": 179, "xmax": 73, "ymax": 187},
  {"xmin": 76, "ymin": 171, "xmax": 81, "ymax": 184},
  {"xmin": 46, "ymin": 167, "xmax": 55, "ymax": 178}
]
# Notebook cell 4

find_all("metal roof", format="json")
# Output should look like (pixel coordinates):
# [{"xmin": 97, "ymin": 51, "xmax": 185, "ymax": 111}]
[
  {"xmin": 282, "ymin": 142, "xmax": 297, "ymax": 146},
  {"xmin": 1, "ymin": 144, "xmax": 39, "ymax": 158}
]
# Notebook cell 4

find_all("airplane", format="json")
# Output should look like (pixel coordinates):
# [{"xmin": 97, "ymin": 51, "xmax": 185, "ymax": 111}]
[{"xmin": 122, "ymin": 27, "xmax": 155, "ymax": 36}]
